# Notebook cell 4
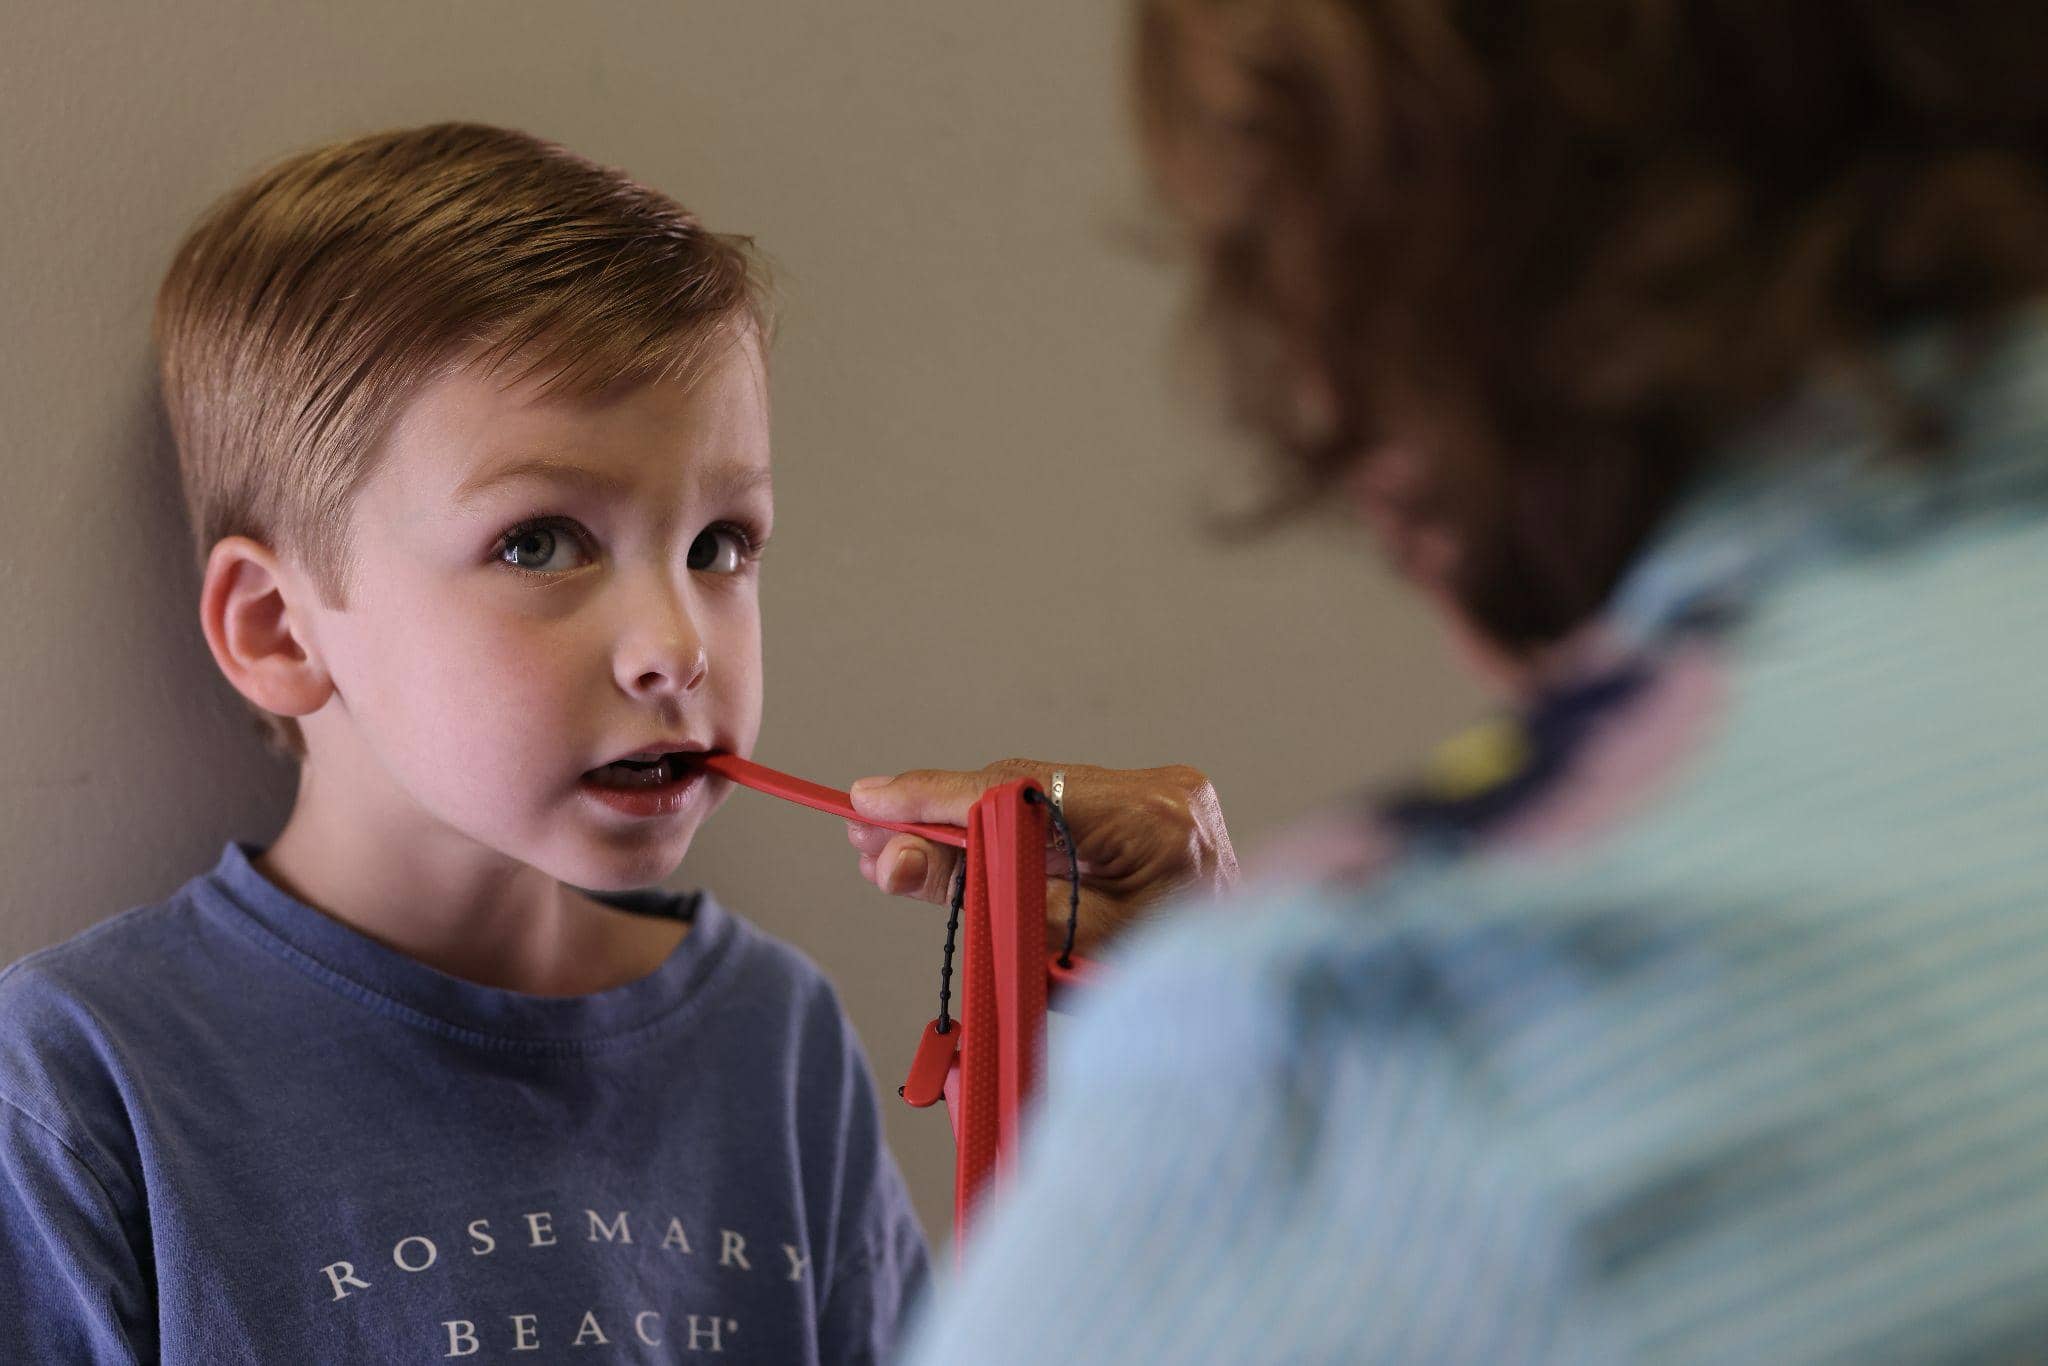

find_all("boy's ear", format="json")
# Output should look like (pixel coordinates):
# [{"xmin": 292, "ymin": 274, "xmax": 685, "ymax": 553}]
[{"xmin": 198, "ymin": 536, "xmax": 335, "ymax": 721}]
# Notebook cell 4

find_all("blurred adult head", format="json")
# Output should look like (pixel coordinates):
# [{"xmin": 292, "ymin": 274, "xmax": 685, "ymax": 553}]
[{"xmin": 1136, "ymin": 0, "xmax": 2048, "ymax": 666}]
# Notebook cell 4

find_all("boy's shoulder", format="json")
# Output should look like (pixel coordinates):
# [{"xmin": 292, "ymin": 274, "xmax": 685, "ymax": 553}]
[
  {"xmin": 0, "ymin": 894, "xmax": 205, "ymax": 1042},
  {"xmin": 0, "ymin": 889, "xmax": 211, "ymax": 1184}
]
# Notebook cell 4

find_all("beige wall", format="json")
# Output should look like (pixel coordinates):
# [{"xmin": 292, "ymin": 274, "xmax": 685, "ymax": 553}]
[{"xmin": 0, "ymin": 2, "xmax": 1484, "ymax": 1243}]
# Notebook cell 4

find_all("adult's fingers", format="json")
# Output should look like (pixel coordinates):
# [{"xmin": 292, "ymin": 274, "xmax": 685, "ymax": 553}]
[
  {"xmin": 848, "ymin": 758, "xmax": 1082, "ymax": 827},
  {"xmin": 847, "ymin": 815, "xmax": 1085, "ymax": 876},
  {"xmin": 848, "ymin": 767, "xmax": 997, "ymax": 826},
  {"xmin": 857, "ymin": 826, "xmax": 1125, "ymax": 953},
  {"xmin": 1040, "ymin": 876, "xmax": 1131, "ymax": 958},
  {"xmin": 850, "ymin": 758, "xmax": 1237, "ymax": 893},
  {"xmin": 845, "ymin": 758, "xmax": 1239, "ymax": 953},
  {"xmin": 872, "ymin": 831, "xmax": 965, "ymax": 905}
]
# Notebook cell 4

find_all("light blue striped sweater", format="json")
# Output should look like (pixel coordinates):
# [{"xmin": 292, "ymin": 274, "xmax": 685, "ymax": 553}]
[{"xmin": 902, "ymin": 306, "xmax": 2048, "ymax": 1365}]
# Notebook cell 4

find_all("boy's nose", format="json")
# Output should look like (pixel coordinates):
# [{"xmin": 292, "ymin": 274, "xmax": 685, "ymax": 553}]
[
  {"xmin": 629, "ymin": 653, "xmax": 707, "ymax": 699},
  {"xmin": 617, "ymin": 623, "xmax": 710, "ymax": 700}
]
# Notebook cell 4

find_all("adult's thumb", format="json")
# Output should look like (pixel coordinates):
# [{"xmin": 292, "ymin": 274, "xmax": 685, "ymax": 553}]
[{"xmin": 847, "ymin": 767, "xmax": 995, "ymax": 825}]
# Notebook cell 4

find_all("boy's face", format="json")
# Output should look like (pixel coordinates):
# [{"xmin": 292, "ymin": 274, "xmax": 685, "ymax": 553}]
[{"xmin": 293, "ymin": 332, "xmax": 771, "ymax": 892}]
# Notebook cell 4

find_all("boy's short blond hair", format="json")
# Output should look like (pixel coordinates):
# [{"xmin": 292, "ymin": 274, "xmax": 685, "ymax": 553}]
[{"xmin": 155, "ymin": 122, "xmax": 769, "ymax": 762}]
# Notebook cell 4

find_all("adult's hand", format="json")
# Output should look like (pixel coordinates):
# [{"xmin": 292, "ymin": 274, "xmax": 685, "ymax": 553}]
[{"xmin": 845, "ymin": 759, "xmax": 1239, "ymax": 956}]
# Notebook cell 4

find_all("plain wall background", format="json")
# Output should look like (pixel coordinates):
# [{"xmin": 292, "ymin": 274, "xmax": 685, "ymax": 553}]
[{"xmin": 0, "ymin": 2, "xmax": 1485, "ymax": 1244}]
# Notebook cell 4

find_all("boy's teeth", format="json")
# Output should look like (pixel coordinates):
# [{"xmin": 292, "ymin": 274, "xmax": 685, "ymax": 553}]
[{"xmin": 587, "ymin": 756, "xmax": 680, "ymax": 789}]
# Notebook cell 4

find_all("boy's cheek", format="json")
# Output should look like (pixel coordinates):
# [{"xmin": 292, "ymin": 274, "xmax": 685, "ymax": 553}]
[
  {"xmin": 367, "ymin": 637, "xmax": 583, "ymax": 772},
  {"xmin": 376, "ymin": 604, "xmax": 763, "ymax": 759}
]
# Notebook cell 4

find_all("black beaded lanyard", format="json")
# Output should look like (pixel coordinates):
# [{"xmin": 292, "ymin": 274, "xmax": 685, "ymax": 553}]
[{"xmin": 929, "ymin": 785, "xmax": 1081, "ymax": 1035}]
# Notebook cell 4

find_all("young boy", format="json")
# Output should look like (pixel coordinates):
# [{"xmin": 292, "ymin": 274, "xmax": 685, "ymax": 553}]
[{"xmin": 0, "ymin": 122, "xmax": 928, "ymax": 1362}]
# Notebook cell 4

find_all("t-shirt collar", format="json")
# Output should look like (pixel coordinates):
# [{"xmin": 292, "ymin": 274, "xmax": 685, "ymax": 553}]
[{"xmin": 192, "ymin": 839, "xmax": 733, "ymax": 1051}]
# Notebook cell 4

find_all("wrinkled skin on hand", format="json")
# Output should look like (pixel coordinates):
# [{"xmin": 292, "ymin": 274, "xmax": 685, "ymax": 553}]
[{"xmin": 845, "ymin": 758, "xmax": 1239, "ymax": 956}]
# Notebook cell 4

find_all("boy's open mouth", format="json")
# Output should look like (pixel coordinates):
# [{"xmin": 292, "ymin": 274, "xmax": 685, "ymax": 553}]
[{"xmin": 583, "ymin": 752, "xmax": 702, "ymax": 791}]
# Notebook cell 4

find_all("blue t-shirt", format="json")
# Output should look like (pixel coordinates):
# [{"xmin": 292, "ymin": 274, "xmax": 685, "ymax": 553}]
[{"xmin": 0, "ymin": 840, "xmax": 929, "ymax": 1363}]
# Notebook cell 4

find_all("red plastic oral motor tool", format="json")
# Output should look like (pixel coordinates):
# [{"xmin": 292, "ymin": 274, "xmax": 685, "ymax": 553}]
[{"xmin": 698, "ymin": 751, "xmax": 1096, "ymax": 1249}]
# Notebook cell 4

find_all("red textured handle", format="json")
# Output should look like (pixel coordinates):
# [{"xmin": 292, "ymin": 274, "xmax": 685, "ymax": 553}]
[
  {"xmin": 950, "ymin": 779, "xmax": 1053, "ymax": 1247},
  {"xmin": 699, "ymin": 751, "xmax": 967, "ymax": 849},
  {"xmin": 704, "ymin": 748, "xmax": 1106, "ymax": 1250}
]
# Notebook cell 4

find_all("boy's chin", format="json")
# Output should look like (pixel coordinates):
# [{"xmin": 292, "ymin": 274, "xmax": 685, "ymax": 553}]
[{"xmin": 548, "ymin": 827, "xmax": 698, "ymax": 894}]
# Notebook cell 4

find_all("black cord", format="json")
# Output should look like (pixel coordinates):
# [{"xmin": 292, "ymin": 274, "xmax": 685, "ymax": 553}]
[
  {"xmin": 1051, "ymin": 804, "xmax": 1081, "ymax": 967},
  {"xmin": 935, "ymin": 860, "xmax": 965, "ymax": 1033},
  {"xmin": 1022, "ymin": 786, "xmax": 1084, "ymax": 968}
]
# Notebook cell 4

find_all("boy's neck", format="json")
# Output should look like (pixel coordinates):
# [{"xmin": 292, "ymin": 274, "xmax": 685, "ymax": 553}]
[{"xmin": 252, "ymin": 771, "xmax": 686, "ymax": 998}]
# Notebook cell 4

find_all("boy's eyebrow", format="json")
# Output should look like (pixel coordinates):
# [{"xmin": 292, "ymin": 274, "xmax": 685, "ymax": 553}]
[
  {"xmin": 451, "ymin": 456, "xmax": 772, "ymax": 509},
  {"xmin": 453, "ymin": 458, "xmax": 627, "ymax": 507}
]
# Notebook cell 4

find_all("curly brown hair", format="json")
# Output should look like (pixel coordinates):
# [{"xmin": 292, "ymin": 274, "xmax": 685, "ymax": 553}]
[{"xmin": 1136, "ymin": 0, "xmax": 2048, "ymax": 648}]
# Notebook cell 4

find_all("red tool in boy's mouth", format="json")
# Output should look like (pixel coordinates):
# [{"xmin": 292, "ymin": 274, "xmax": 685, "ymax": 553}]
[{"xmin": 695, "ymin": 751, "xmax": 967, "ymax": 846}]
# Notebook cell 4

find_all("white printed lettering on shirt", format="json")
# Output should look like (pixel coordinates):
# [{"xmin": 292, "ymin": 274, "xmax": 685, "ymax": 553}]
[
  {"xmin": 572, "ymin": 1310, "xmax": 609, "ymax": 1346},
  {"xmin": 321, "ymin": 1261, "xmax": 370, "ymax": 1301},
  {"xmin": 442, "ymin": 1311, "xmax": 706, "ymax": 1355},
  {"xmin": 686, "ymin": 1314, "xmax": 726, "ymax": 1352},
  {"xmin": 587, "ymin": 1209, "xmax": 631, "ymax": 1244},
  {"xmin": 719, "ymin": 1229, "xmax": 750, "ymax": 1270},
  {"xmin": 393, "ymin": 1235, "xmax": 437, "ymax": 1272}
]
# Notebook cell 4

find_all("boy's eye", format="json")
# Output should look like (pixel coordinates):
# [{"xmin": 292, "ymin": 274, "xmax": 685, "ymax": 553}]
[
  {"xmin": 494, "ymin": 517, "xmax": 760, "ymax": 577},
  {"xmin": 497, "ymin": 519, "xmax": 590, "ymax": 574},
  {"xmin": 687, "ymin": 525, "xmax": 752, "ymax": 575}
]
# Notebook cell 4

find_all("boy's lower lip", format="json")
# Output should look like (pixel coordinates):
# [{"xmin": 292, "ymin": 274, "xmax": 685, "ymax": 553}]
[{"xmin": 575, "ymin": 763, "xmax": 707, "ymax": 819}]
